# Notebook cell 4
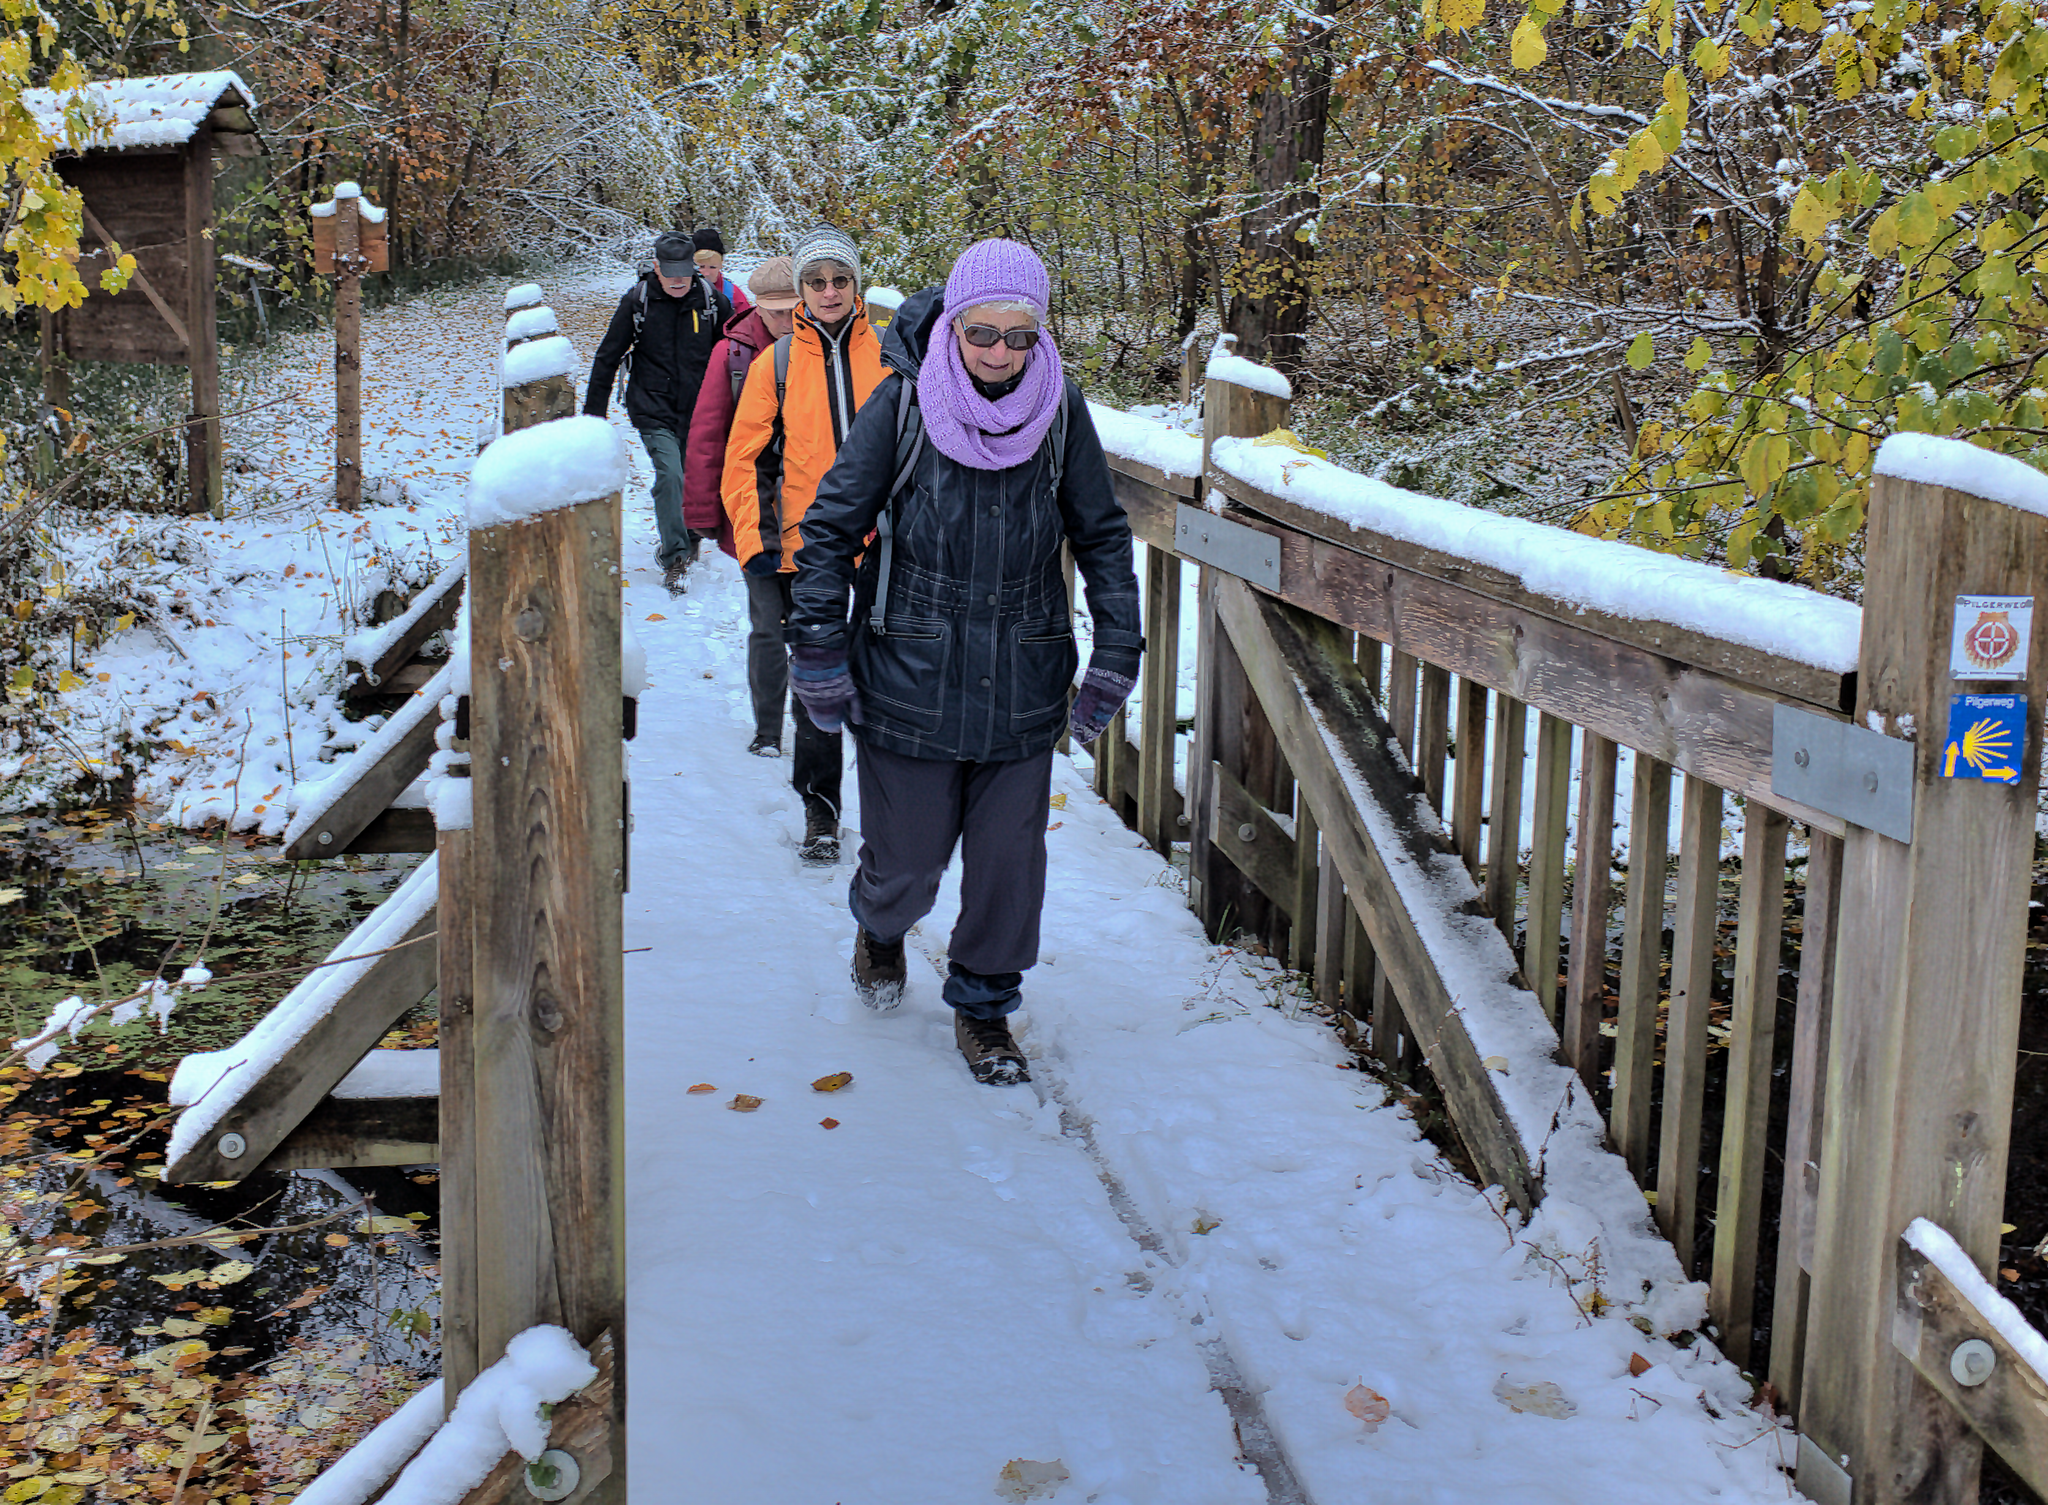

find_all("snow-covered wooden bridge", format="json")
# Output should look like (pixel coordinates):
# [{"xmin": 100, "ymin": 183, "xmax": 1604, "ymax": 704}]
[{"xmin": 161, "ymin": 272, "xmax": 2048, "ymax": 1505}]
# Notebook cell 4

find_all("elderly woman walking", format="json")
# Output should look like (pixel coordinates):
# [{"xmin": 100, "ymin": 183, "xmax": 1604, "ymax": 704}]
[{"xmin": 787, "ymin": 239, "xmax": 1142, "ymax": 1085}]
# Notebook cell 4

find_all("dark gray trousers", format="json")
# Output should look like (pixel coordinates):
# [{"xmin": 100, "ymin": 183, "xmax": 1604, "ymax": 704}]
[
  {"xmin": 636, "ymin": 426, "xmax": 693, "ymax": 567},
  {"xmin": 850, "ymin": 739, "xmax": 1053, "ymax": 1018},
  {"xmin": 746, "ymin": 572, "xmax": 841, "ymax": 812}
]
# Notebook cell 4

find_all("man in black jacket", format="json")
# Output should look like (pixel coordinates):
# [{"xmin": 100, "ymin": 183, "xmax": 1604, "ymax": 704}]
[{"xmin": 585, "ymin": 231, "xmax": 734, "ymax": 593}]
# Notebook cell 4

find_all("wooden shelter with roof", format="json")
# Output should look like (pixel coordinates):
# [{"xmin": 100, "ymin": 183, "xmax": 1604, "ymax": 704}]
[{"xmin": 25, "ymin": 71, "xmax": 262, "ymax": 515}]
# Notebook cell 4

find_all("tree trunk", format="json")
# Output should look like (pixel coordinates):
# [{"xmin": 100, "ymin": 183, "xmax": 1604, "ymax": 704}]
[{"xmin": 1225, "ymin": 11, "xmax": 1334, "ymax": 376}]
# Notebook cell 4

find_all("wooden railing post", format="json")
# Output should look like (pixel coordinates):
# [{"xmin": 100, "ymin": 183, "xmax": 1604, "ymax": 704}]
[
  {"xmin": 465, "ymin": 415, "xmax": 627, "ymax": 1500},
  {"xmin": 1798, "ymin": 444, "xmax": 2048, "ymax": 1504},
  {"xmin": 1189, "ymin": 344, "xmax": 1290, "ymax": 943}
]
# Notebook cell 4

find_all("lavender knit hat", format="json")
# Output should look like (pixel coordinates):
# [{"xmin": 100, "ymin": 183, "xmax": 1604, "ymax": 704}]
[{"xmin": 944, "ymin": 238, "xmax": 1050, "ymax": 321}]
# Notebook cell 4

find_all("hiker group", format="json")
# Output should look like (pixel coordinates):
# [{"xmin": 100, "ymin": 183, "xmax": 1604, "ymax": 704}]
[{"xmin": 584, "ymin": 224, "xmax": 1142, "ymax": 1087}]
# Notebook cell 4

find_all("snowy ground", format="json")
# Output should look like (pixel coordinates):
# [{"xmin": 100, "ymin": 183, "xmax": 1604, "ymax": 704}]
[{"xmin": 62, "ymin": 262, "xmax": 1810, "ymax": 1501}]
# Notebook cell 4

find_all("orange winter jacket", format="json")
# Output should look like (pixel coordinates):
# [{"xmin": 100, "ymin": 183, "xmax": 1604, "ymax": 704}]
[{"xmin": 721, "ymin": 302, "xmax": 886, "ymax": 574}]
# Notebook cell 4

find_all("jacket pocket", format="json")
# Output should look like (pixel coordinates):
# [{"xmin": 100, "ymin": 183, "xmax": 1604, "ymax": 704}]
[
  {"xmin": 855, "ymin": 618, "xmax": 949, "ymax": 732},
  {"xmin": 1010, "ymin": 624, "xmax": 1078, "ymax": 730}
]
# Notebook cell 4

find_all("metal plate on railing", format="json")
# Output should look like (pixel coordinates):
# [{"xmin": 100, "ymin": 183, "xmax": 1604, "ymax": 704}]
[
  {"xmin": 1772, "ymin": 703, "xmax": 1916, "ymax": 843},
  {"xmin": 1175, "ymin": 503, "xmax": 1280, "ymax": 592}
]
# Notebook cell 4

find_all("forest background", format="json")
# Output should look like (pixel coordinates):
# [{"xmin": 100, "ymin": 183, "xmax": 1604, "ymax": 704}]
[{"xmin": 3, "ymin": 0, "xmax": 2048, "ymax": 596}]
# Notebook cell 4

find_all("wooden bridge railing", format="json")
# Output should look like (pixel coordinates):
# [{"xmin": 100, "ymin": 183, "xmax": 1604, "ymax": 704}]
[{"xmin": 1092, "ymin": 342, "xmax": 2048, "ymax": 1505}]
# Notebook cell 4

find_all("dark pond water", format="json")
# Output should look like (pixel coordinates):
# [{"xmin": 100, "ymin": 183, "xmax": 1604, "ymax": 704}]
[{"xmin": 0, "ymin": 809, "xmax": 444, "ymax": 1388}]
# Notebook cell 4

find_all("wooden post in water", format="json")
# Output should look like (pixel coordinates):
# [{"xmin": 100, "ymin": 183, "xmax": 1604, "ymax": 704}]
[
  {"xmin": 1798, "ymin": 446, "xmax": 2048, "ymax": 1505},
  {"xmin": 464, "ymin": 415, "xmax": 626, "ymax": 1499},
  {"xmin": 333, "ymin": 192, "xmax": 364, "ymax": 511}
]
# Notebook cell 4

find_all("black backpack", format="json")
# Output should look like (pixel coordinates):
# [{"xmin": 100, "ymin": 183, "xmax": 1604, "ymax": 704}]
[{"xmin": 866, "ymin": 375, "xmax": 1069, "ymax": 637}]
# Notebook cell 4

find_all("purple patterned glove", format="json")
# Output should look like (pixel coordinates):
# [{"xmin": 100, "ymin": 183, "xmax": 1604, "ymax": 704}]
[
  {"xmin": 1068, "ymin": 667, "xmax": 1136, "ymax": 746},
  {"xmin": 790, "ymin": 644, "xmax": 860, "ymax": 733}
]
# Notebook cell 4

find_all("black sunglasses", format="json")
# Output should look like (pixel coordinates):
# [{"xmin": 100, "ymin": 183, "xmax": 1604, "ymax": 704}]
[
  {"xmin": 804, "ymin": 274, "xmax": 854, "ymax": 292},
  {"xmin": 960, "ymin": 323, "xmax": 1042, "ymax": 351}
]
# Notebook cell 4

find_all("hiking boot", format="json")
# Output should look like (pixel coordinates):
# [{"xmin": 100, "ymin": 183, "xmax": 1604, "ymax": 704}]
[
  {"xmin": 747, "ymin": 732, "xmax": 782, "ymax": 757},
  {"xmin": 798, "ymin": 799, "xmax": 840, "ymax": 865},
  {"xmin": 852, "ymin": 928, "xmax": 907, "ymax": 1012},
  {"xmin": 954, "ymin": 1012, "xmax": 1030, "ymax": 1086},
  {"xmin": 661, "ymin": 557, "xmax": 689, "ymax": 596}
]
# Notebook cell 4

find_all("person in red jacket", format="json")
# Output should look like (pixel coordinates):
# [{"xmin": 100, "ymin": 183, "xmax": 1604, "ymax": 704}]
[{"xmin": 685, "ymin": 256, "xmax": 797, "ymax": 563}]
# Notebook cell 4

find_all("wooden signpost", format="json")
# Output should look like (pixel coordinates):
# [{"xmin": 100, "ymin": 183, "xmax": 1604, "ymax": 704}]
[{"xmin": 311, "ymin": 182, "xmax": 389, "ymax": 511}]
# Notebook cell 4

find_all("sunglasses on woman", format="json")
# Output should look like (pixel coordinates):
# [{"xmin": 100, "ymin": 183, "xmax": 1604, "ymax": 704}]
[
  {"xmin": 960, "ymin": 323, "xmax": 1042, "ymax": 351},
  {"xmin": 804, "ymin": 274, "xmax": 854, "ymax": 292}
]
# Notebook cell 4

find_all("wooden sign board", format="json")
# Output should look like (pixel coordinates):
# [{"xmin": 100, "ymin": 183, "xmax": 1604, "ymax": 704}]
[
  {"xmin": 52, "ymin": 153, "xmax": 191, "ymax": 364},
  {"xmin": 312, "ymin": 210, "xmax": 390, "ymax": 274}
]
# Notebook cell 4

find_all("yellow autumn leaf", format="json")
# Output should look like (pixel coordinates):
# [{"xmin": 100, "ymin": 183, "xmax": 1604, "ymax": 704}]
[
  {"xmin": 1438, "ymin": 0, "xmax": 1484, "ymax": 29},
  {"xmin": 53, "ymin": 670, "xmax": 85, "ymax": 694},
  {"xmin": 1511, "ymin": 15, "xmax": 1547, "ymax": 67},
  {"xmin": 1787, "ymin": 184, "xmax": 1834, "ymax": 243},
  {"xmin": 1691, "ymin": 36, "xmax": 1731, "ymax": 77},
  {"xmin": 811, "ymin": 1071, "xmax": 854, "ymax": 1092}
]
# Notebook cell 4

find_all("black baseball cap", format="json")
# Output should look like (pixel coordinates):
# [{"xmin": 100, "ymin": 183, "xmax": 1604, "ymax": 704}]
[{"xmin": 654, "ymin": 231, "xmax": 695, "ymax": 277}]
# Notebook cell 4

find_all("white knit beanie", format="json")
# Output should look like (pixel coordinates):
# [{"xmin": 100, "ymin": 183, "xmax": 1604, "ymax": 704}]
[{"xmin": 790, "ymin": 224, "xmax": 862, "ymax": 291}]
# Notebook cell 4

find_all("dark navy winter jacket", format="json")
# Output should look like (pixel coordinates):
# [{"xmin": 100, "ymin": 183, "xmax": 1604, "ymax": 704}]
[
  {"xmin": 788, "ymin": 287, "xmax": 1143, "ymax": 763},
  {"xmin": 583, "ymin": 272, "xmax": 733, "ymax": 432}
]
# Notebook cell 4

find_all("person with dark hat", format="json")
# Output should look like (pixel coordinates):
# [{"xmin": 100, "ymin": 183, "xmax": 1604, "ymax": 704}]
[
  {"xmin": 690, "ymin": 226, "xmax": 751, "ymax": 315},
  {"xmin": 584, "ymin": 230, "xmax": 734, "ymax": 594}
]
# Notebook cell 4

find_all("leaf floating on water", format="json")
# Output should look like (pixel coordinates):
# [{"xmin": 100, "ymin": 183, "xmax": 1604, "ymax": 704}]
[
  {"xmin": 811, "ymin": 1071, "xmax": 853, "ymax": 1093},
  {"xmin": 1344, "ymin": 1383, "xmax": 1391, "ymax": 1431},
  {"xmin": 819, "ymin": 1117, "xmax": 839, "ymax": 1130},
  {"xmin": 1492, "ymin": 1376, "xmax": 1576, "ymax": 1418},
  {"xmin": 728, "ymin": 1094, "xmax": 762, "ymax": 1112},
  {"xmin": 687, "ymin": 1083, "xmax": 717, "ymax": 1093},
  {"xmin": 995, "ymin": 1458, "xmax": 1071, "ymax": 1501}
]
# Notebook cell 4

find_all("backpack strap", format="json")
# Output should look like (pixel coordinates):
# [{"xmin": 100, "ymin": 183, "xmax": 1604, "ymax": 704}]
[
  {"xmin": 770, "ymin": 334, "xmax": 793, "ymax": 459},
  {"xmin": 728, "ymin": 336, "xmax": 751, "ymax": 404},
  {"xmin": 867, "ymin": 377, "xmax": 924, "ymax": 639},
  {"xmin": 623, "ymin": 280, "xmax": 649, "ymax": 382}
]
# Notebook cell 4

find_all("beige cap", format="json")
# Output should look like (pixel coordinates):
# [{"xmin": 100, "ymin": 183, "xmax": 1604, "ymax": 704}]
[{"xmin": 748, "ymin": 255, "xmax": 800, "ymax": 312}]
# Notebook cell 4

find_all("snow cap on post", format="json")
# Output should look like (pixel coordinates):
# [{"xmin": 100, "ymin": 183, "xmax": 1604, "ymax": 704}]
[
  {"xmin": 501, "ymin": 333, "xmax": 576, "ymax": 389},
  {"xmin": 1874, "ymin": 433, "xmax": 2048, "ymax": 518},
  {"xmin": 469, "ymin": 415, "xmax": 627, "ymax": 530},
  {"xmin": 1205, "ymin": 333, "xmax": 1293, "ymax": 401},
  {"xmin": 505, "ymin": 282, "xmax": 545, "ymax": 312},
  {"xmin": 505, "ymin": 305, "xmax": 560, "ymax": 344}
]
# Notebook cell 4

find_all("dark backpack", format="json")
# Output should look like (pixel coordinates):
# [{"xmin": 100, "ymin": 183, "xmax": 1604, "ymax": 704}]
[
  {"xmin": 623, "ymin": 273, "xmax": 727, "ymax": 385},
  {"xmin": 867, "ymin": 375, "xmax": 1069, "ymax": 637}
]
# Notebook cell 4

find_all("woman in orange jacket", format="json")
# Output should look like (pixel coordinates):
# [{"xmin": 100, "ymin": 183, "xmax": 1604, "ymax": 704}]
[{"xmin": 720, "ymin": 225, "xmax": 886, "ymax": 862}]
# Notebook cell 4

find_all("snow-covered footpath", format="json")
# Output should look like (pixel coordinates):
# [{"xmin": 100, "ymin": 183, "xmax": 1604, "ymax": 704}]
[{"xmin": 52, "ymin": 263, "xmax": 1803, "ymax": 1500}]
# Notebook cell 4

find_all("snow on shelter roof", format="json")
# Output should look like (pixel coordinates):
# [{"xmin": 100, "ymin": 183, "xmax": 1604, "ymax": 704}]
[{"xmin": 22, "ymin": 70, "xmax": 260, "ymax": 153}]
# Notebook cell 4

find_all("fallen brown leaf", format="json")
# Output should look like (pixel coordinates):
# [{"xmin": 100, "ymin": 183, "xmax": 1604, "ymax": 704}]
[
  {"xmin": 1344, "ymin": 1384, "xmax": 1391, "ymax": 1432},
  {"xmin": 686, "ymin": 1083, "xmax": 716, "ymax": 1094},
  {"xmin": 1628, "ymin": 1353, "xmax": 1652, "ymax": 1377},
  {"xmin": 811, "ymin": 1071, "xmax": 853, "ymax": 1093},
  {"xmin": 728, "ymin": 1094, "xmax": 762, "ymax": 1112},
  {"xmin": 820, "ymin": 1117, "xmax": 839, "ymax": 1130}
]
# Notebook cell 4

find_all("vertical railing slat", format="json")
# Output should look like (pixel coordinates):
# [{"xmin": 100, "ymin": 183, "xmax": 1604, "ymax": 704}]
[
  {"xmin": 1657, "ymin": 774, "xmax": 1722, "ymax": 1274},
  {"xmin": 1483, "ymin": 695, "xmax": 1527, "ymax": 942},
  {"xmin": 1709, "ymin": 806, "xmax": 1791, "ymax": 1369},
  {"xmin": 1418, "ymin": 663, "xmax": 1451, "ymax": 815},
  {"xmin": 1524, "ymin": 714, "xmax": 1573, "ymax": 1021},
  {"xmin": 1452, "ymin": 678, "xmax": 1488, "ymax": 878},
  {"xmin": 1563, "ymin": 733, "xmax": 1619, "ymax": 1093},
  {"xmin": 1612, "ymin": 754, "xmax": 1673, "ymax": 1180},
  {"xmin": 1136, "ymin": 547, "xmax": 1182, "ymax": 857},
  {"xmin": 1769, "ymin": 827, "xmax": 1842, "ymax": 1413}
]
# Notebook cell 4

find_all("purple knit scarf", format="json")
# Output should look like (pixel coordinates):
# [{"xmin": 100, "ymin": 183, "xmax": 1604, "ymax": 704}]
[{"xmin": 915, "ymin": 324, "xmax": 1066, "ymax": 472}]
